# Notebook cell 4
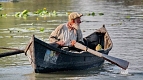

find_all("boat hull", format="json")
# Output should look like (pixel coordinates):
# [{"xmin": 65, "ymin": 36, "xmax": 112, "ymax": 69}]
[{"xmin": 25, "ymin": 25, "xmax": 112, "ymax": 73}]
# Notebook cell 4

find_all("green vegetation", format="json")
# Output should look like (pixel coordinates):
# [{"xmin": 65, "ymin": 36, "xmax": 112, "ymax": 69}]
[
  {"xmin": 15, "ymin": 10, "xmax": 29, "ymax": 17},
  {"xmin": 0, "ymin": 4, "xmax": 3, "ymax": 17},
  {"xmin": 87, "ymin": 12, "xmax": 104, "ymax": 16},
  {"xmin": 40, "ymin": 27, "xmax": 45, "ymax": 32},
  {"xmin": 0, "ymin": 4, "xmax": 7, "ymax": 18},
  {"xmin": 34, "ymin": 8, "xmax": 57, "ymax": 16},
  {"xmin": 1, "ymin": 7, "xmax": 105, "ymax": 18},
  {"xmin": 0, "ymin": 4, "xmax": 3, "ymax": 11},
  {"xmin": 125, "ymin": 15, "xmax": 130, "ymax": 19},
  {"xmin": 0, "ymin": 14, "xmax": 7, "ymax": 17},
  {"xmin": 99, "ymin": 13, "xmax": 104, "ymax": 16},
  {"xmin": 88, "ymin": 12, "xmax": 95, "ymax": 16},
  {"xmin": 14, "ymin": 8, "xmax": 59, "ymax": 18}
]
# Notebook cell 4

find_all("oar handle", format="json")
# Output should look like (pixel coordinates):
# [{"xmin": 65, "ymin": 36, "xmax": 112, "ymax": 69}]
[
  {"xmin": 86, "ymin": 48, "xmax": 102, "ymax": 57},
  {"xmin": 74, "ymin": 42, "xmax": 102, "ymax": 57}
]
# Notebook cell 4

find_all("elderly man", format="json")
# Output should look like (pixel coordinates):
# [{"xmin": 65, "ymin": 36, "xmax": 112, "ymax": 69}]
[{"xmin": 49, "ymin": 12, "xmax": 84, "ymax": 49}]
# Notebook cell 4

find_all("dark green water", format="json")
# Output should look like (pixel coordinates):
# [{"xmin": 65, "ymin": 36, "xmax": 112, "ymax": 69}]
[{"xmin": 0, "ymin": 0, "xmax": 143, "ymax": 80}]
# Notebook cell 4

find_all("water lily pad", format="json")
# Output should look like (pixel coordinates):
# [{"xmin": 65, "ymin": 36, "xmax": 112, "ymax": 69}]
[
  {"xmin": 88, "ymin": 12, "xmax": 96, "ymax": 16},
  {"xmin": 15, "ymin": 10, "xmax": 29, "ymax": 17},
  {"xmin": 28, "ymin": 28, "xmax": 36, "ymax": 30},
  {"xmin": 125, "ymin": 15, "xmax": 130, "ymax": 19},
  {"xmin": 99, "ymin": 13, "xmax": 104, "ymax": 15},
  {"xmin": 40, "ymin": 27, "xmax": 45, "ymax": 32},
  {"xmin": 0, "ymin": 4, "xmax": 3, "ymax": 11}
]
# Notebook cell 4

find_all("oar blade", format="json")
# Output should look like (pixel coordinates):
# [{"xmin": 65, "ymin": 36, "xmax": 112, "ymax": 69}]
[
  {"xmin": 74, "ymin": 42, "xmax": 129, "ymax": 70},
  {"xmin": 102, "ymin": 54, "xmax": 129, "ymax": 70}
]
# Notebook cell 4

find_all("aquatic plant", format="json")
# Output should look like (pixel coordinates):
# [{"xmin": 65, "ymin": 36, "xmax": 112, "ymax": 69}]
[
  {"xmin": 40, "ymin": 27, "xmax": 45, "ymax": 32},
  {"xmin": 125, "ymin": 15, "xmax": 130, "ymax": 19},
  {"xmin": 11, "ymin": 8, "xmax": 104, "ymax": 19},
  {"xmin": 66, "ymin": 12, "xmax": 71, "ymax": 15},
  {"xmin": 0, "ymin": 4, "xmax": 3, "ymax": 11},
  {"xmin": 88, "ymin": 12, "xmax": 95, "ymax": 16},
  {"xmin": 99, "ymin": 13, "xmax": 104, "ymax": 16},
  {"xmin": 34, "ymin": 8, "xmax": 57, "ymax": 17},
  {"xmin": 34, "ymin": 8, "xmax": 48, "ymax": 15},
  {"xmin": 15, "ymin": 10, "xmax": 29, "ymax": 17},
  {"xmin": 0, "ymin": 13, "xmax": 7, "ymax": 18},
  {"xmin": 88, "ymin": 12, "xmax": 104, "ymax": 16}
]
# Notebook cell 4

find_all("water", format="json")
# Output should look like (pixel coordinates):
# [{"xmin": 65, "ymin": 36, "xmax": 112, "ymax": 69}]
[{"xmin": 0, "ymin": 0, "xmax": 143, "ymax": 80}]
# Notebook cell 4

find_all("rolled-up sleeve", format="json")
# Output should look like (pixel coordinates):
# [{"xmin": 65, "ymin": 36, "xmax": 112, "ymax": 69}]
[{"xmin": 49, "ymin": 24, "xmax": 64, "ymax": 43}]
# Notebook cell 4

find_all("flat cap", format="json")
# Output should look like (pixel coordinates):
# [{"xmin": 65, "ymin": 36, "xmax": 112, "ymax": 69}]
[{"xmin": 68, "ymin": 12, "xmax": 83, "ymax": 21}]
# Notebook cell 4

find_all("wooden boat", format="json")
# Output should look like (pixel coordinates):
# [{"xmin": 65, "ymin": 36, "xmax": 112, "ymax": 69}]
[{"xmin": 24, "ymin": 25, "xmax": 113, "ymax": 73}]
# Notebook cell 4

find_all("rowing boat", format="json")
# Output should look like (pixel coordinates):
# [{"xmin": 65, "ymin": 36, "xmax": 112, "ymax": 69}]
[{"xmin": 24, "ymin": 25, "xmax": 113, "ymax": 73}]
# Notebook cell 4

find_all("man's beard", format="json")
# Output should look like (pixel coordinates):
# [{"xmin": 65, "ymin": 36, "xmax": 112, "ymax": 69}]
[{"xmin": 73, "ymin": 23, "xmax": 80, "ymax": 30}]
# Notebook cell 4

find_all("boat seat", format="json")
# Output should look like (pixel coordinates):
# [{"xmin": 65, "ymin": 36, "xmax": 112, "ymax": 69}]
[{"xmin": 61, "ymin": 47, "xmax": 69, "ymax": 51}]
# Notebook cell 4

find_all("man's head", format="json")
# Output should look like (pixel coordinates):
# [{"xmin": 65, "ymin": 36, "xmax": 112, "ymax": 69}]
[
  {"xmin": 68, "ymin": 12, "xmax": 83, "ymax": 21},
  {"xmin": 68, "ymin": 12, "xmax": 83, "ymax": 30}
]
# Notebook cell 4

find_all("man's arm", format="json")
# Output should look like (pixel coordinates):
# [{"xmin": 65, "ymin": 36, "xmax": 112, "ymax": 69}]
[{"xmin": 49, "ymin": 24, "xmax": 64, "ymax": 43}]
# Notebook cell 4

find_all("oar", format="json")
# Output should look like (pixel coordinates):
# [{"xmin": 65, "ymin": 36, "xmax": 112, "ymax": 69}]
[
  {"xmin": 0, "ymin": 47, "xmax": 21, "ymax": 50},
  {"xmin": 0, "ymin": 50, "xmax": 24, "ymax": 58},
  {"xmin": 74, "ymin": 42, "xmax": 129, "ymax": 70}
]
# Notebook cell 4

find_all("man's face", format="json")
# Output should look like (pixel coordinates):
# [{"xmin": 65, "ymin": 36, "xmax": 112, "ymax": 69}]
[
  {"xmin": 73, "ymin": 17, "xmax": 81, "ymax": 30},
  {"xmin": 75, "ymin": 17, "xmax": 81, "ymax": 24}
]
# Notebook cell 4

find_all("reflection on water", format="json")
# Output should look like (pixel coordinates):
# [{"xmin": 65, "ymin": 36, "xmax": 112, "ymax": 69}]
[
  {"xmin": 25, "ymin": 68, "xmax": 102, "ymax": 80},
  {"xmin": 0, "ymin": 0, "xmax": 143, "ymax": 80}
]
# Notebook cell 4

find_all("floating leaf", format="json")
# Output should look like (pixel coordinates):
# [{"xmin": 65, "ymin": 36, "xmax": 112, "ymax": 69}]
[
  {"xmin": 91, "ymin": 12, "xmax": 95, "ymax": 16},
  {"xmin": 21, "ymin": 10, "xmax": 28, "ymax": 14},
  {"xmin": 0, "ymin": 4, "xmax": 3, "ymax": 11},
  {"xmin": 1, "ymin": 14, "xmax": 7, "ymax": 17},
  {"xmin": 0, "ymin": 4, "xmax": 2, "ymax": 8},
  {"xmin": 14, "ymin": 10, "xmax": 29, "ymax": 18},
  {"xmin": 15, "ymin": 12, "xmax": 20, "ymax": 17},
  {"xmin": 28, "ymin": 28, "xmax": 35, "ymax": 30},
  {"xmin": 40, "ymin": 27, "xmax": 44, "ymax": 32},
  {"xmin": 88, "ymin": 12, "xmax": 95, "ymax": 16},
  {"xmin": 88, "ymin": 13, "xmax": 91, "ymax": 16},
  {"xmin": 34, "ymin": 9, "xmax": 42, "ymax": 14},
  {"xmin": 66, "ymin": 12, "xmax": 71, "ymax": 15},
  {"xmin": 52, "ymin": 10, "xmax": 57, "ymax": 16},
  {"xmin": 125, "ymin": 15, "xmax": 130, "ymax": 19},
  {"xmin": 9, "ymin": 36, "xmax": 13, "ymax": 38},
  {"xmin": 99, "ymin": 13, "xmax": 104, "ymax": 16}
]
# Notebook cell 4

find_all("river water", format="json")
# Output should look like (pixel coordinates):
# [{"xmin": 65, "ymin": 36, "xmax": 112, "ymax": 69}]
[{"xmin": 0, "ymin": 0, "xmax": 143, "ymax": 80}]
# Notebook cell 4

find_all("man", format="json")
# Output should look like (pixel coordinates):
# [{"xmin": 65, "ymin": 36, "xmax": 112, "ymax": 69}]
[{"xmin": 49, "ymin": 12, "xmax": 84, "ymax": 49}]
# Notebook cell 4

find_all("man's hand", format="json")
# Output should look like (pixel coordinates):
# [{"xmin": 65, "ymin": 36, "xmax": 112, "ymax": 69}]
[
  {"xmin": 56, "ymin": 41, "xmax": 65, "ymax": 46},
  {"xmin": 71, "ymin": 40, "xmax": 76, "ymax": 46}
]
